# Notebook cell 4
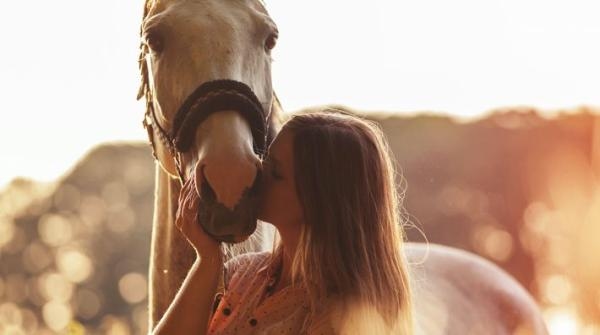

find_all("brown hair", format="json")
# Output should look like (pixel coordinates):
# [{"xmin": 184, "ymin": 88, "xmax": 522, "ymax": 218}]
[{"xmin": 281, "ymin": 108, "xmax": 413, "ymax": 333}]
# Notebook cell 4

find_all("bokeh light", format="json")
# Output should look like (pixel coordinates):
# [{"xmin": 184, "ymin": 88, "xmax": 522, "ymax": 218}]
[
  {"xmin": 37, "ymin": 214, "xmax": 73, "ymax": 247},
  {"xmin": 118, "ymin": 273, "xmax": 148, "ymax": 305},
  {"xmin": 42, "ymin": 301, "xmax": 72, "ymax": 332},
  {"xmin": 99, "ymin": 315, "xmax": 131, "ymax": 335},
  {"xmin": 56, "ymin": 247, "xmax": 93, "ymax": 283},
  {"xmin": 471, "ymin": 224, "xmax": 514, "ymax": 262},
  {"xmin": 545, "ymin": 307, "xmax": 581, "ymax": 335},
  {"xmin": 543, "ymin": 275, "xmax": 574, "ymax": 306},
  {"xmin": 38, "ymin": 272, "xmax": 74, "ymax": 303}
]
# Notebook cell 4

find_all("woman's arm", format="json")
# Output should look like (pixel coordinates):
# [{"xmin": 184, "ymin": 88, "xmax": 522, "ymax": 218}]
[
  {"xmin": 152, "ymin": 177, "xmax": 224, "ymax": 334},
  {"xmin": 152, "ymin": 253, "xmax": 223, "ymax": 335}
]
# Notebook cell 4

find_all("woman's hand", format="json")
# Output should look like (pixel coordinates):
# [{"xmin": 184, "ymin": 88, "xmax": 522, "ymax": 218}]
[
  {"xmin": 154, "ymin": 177, "xmax": 224, "ymax": 335},
  {"xmin": 175, "ymin": 177, "xmax": 222, "ymax": 260}
]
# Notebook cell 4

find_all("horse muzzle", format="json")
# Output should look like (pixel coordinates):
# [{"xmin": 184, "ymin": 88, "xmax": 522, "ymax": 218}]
[
  {"xmin": 196, "ymin": 170, "xmax": 262, "ymax": 243},
  {"xmin": 172, "ymin": 80, "xmax": 268, "ymax": 243}
]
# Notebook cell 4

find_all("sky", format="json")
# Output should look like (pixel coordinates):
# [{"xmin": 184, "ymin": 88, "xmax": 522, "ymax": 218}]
[{"xmin": 1, "ymin": 0, "xmax": 599, "ymax": 188}]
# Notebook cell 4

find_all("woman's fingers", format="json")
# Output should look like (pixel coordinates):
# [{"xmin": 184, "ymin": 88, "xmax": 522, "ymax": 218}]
[
  {"xmin": 174, "ymin": 177, "xmax": 222, "ymax": 258},
  {"xmin": 176, "ymin": 178, "xmax": 198, "ymax": 230}
]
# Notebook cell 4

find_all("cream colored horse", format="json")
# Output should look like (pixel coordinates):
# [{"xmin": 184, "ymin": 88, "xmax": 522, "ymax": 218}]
[
  {"xmin": 138, "ymin": 0, "xmax": 281, "ymax": 327},
  {"xmin": 138, "ymin": 1, "xmax": 548, "ymax": 333}
]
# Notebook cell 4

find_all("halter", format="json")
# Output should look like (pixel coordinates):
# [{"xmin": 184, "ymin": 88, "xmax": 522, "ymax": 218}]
[
  {"xmin": 138, "ymin": 2, "xmax": 271, "ymax": 184},
  {"xmin": 142, "ymin": 79, "xmax": 270, "ymax": 184}
]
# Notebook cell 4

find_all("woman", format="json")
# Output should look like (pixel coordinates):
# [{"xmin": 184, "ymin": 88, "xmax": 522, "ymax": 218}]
[{"xmin": 153, "ymin": 110, "xmax": 414, "ymax": 334}]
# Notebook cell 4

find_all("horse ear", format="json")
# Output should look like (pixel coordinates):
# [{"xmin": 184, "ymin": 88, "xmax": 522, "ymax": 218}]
[{"xmin": 257, "ymin": 0, "xmax": 269, "ymax": 10}]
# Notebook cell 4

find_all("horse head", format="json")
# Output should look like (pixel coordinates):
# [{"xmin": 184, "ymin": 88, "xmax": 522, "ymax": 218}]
[{"xmin": 138, "ymin": 0, "xmax": 279, "ymax": 243}]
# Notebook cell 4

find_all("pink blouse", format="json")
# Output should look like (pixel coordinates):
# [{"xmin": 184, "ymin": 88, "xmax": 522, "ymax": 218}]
[{"xmin": 208, "ymin": 251, "xmax": 335, "ymax": 334}]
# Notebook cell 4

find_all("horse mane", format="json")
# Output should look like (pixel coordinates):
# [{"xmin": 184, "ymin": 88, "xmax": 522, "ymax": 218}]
[{"xmin": 137, "ymin": 0, "xmax": 153, "ymax": 118}]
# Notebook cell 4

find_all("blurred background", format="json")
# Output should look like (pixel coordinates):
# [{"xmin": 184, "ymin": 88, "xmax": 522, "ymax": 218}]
[{"xmin": 0, "ymin": 0, "xmax": 598, "ymax": 334}]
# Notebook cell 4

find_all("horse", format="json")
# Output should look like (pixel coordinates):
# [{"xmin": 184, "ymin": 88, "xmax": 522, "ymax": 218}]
[
  {"xmin": 137, "ymin": 1, "xmax": 548, "ymax": 333},
  {"xmin": 137, "ymin": 0, "xmax": 282, "ymax": 327}
]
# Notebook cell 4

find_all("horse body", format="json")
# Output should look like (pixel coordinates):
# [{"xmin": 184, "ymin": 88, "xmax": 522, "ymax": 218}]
[
  {"xmin": 139, "ymin": 0, "xmax": 548, "ymax": 333},
  {"xmin": 407, "ymin": 243, "xmax": 548, "ymax": 334}
]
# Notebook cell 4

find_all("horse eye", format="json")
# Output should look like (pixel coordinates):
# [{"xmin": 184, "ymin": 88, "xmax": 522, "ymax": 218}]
[
  {"xmin": 145, "ymin": 32, "xmax": 164, "ymax": 53},
  {"xmin": 265, "ymin": 33, "xmax": 277, "ymax": 52}
]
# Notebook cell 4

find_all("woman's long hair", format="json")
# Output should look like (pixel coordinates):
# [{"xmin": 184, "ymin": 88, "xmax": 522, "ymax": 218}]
[{"xmin": 280, "ymin": 109, "xmax": 413, "ymax": 333}]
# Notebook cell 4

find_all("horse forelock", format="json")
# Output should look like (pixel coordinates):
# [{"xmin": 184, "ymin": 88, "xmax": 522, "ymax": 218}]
[
  {"xmin": 254, "ymin": 0, "xmax": 269, "ymax": 14},
  {"xmin": 137, "ymin": 0, "xmax": 153, "ymax": 102}
]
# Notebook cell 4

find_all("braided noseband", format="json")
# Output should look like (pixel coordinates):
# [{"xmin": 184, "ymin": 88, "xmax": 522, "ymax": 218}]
[
  {"xmin": 142, "ymin": 79, "xmax": 269, "ymax": 183},
  {"xmin": 172, "ymin": 80, "xmax": 268, "ymax": 155}
]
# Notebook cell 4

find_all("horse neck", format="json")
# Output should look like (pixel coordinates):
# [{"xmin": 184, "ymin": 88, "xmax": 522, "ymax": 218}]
[{"xmin": 149, "ymin": 164, "xmax": 196, "ymax": 328}]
